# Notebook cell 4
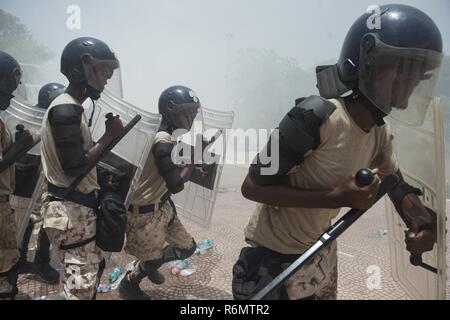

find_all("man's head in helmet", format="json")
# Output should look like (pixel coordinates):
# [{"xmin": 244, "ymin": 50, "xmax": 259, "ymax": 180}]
[
  {"xmin": 0, "ymin": 51, "xmax": 22, "ymax": 110},
  {"xmin": 316, "ymin": 4, "xmax": 443, "ymax": 125},
  {"xmin": 158, "ymin": 85, "xmax": 201, "ymax": 132},
  {"xmin": 36, "ymin": 82, "xmax": 66, "ymax": 109},
  {"xmin": 60, "ymin": 37, "xmax": 119, "ymax": 101}
]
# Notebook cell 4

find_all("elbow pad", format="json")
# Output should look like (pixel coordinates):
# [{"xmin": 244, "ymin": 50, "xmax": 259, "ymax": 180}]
[
  {"xmin": 153, "ymin": 142, "xmax": 184, "ymax": 194},
  {"xmin": 48, "ymin": 104, "xmax": 88, "ymax": 177}
]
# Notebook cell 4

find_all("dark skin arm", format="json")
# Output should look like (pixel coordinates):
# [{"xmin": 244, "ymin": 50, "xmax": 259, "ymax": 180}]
[
  {"xmin": 179, "ymin": 133, "xmax": 217, "ymax": 183},
  {"xmin": 179, "ymin": 164, "xmax": 196, "ymax": 183},
  {"xmin": 0, "ymin": 129, "xmax": 34, "ymax": 173},
  {"xmin": 388, "ymin": 169, "xmax": 437, "ymax": 255},
  {"xmin": 86, "ymin": 115, "xmax": 123, "ymax": 168},
  {"xmin": 241, "ymin": 168, "xmax": 381, "ymax": 210}
]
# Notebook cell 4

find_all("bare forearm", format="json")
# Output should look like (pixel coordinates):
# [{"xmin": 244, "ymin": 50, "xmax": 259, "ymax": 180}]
[
  {"xmin": 396, "ymin": 193, "xmax": 434, "ymax": 229},
  {"xmin": 241, "ymin": 175, "xmax": 339, "ymax": 209},
  {"xmin": 86, "ymin": 135, "xmax": 114, "ymax": 166},
  {"xmin": 388, "ymin": 169, "xmax": 434, "ymax": 230}
]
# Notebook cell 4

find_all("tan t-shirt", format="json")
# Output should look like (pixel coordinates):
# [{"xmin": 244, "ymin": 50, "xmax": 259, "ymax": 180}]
[
  {"xmin": 40, "ymin": 93, "xmax": 99, "ymax": 194},
  {"xmin": 131, "ymin": 131, "xmax": 175, "ymax": 206},
  {"xmin": 245, "ymin": 98, "xmax": 398, "ymax": 255},
  {"xmin": 0, "ymin": 118, "xmax": 15, "ymax": 195}
]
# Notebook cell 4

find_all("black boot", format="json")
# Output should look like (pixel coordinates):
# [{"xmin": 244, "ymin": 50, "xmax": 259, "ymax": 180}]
[
  {"xmin": 119, "ymin": 263, "xmax": 151, "ymax": 300},
  {"xmin": 0, "ymin": 263, "xmax": 19, "ymax": 300},
  {"xmin": 142, "ymin": 261, "xmax": 165, "ymax": 285},
  {"xmin": 146, "ymin": 268, "xmax": 165, "ymax": 285},
  {"xmin": 18, "ymin": 220, "xmax": 34, "ymax": 274},
  {"xmin": 33, "ymin": 228, "xmax": 59, "ymax": 284},
  {"xmin": 141, "ymin": 241, "xmax": 197, "ymax": 285}
]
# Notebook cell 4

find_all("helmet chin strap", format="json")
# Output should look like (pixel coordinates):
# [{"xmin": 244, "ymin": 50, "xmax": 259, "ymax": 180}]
[
  {"xmin": 86, "ymin": 84, "xmax": 101, "ymax": 101},
  {"xmin": 83, "ymin": 83, "xmax": 101, "ymax": 128},
  {"xmin": 350, "ymin": 89, "xmax": 387, "ymax": 127}
]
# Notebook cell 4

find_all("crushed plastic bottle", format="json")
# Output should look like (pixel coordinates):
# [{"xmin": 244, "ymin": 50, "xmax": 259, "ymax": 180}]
[
  {"xmin": 179, "ymin": 268, "xmax": 196, "ymax": 277},
  {"xmin": 32, "ymin": 295, "xmax": 47, "ymax": 300},
  {"xmin": 195, "ymin": 239, "xmax": 214, "ymax": 255},
  {"xmin": 167, "ymin": 259, "xmax": 195, "ymax": 276},
  {"xmin": 108, "ymin": 266, "xmax": 123, "ymax": 283},
  {"xmin": 377, "ymin": 228, "xmax": 388, "ymax": 236},
  {"xmin": 97, "ymin": 284, "xmax": 113, "ymax": 293},
  {"xmin": 168, "ymin": 259, "xmax": 189, "ymax": 274}
]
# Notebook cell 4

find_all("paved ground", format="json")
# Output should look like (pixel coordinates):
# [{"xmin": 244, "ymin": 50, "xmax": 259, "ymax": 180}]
[{"xmin": 15, "ymin": 165, "xmax": 449, "ymax": 300}]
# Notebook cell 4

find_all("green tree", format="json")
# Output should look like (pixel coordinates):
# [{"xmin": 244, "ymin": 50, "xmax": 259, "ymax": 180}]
[{"xmin": 0, "ymin": 9, "xmax": 53, "ymax": 64}]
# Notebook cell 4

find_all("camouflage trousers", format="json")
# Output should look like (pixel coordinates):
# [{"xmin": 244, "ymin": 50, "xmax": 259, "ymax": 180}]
[
  {"xmin": 10, "ymin": 194, "xmax": 44, "ymax": 246},
  {"xmin": 41, "ymin": 196, "xmax": 103, "ymax": 300},
  {"xmin": 0, "ymin": 201, "xmax": 19, "ymax": 297},
  {"xmin": 125, "ymin": 200, "xmax": 194, "ymax": 262},
  {"xmin": 282, "ymin": 240, "xmax": 338, "ymax": 300}
]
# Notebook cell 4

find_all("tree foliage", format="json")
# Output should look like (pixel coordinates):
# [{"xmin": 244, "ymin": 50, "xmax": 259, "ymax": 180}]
[{"xmin": 0, "ymin": 9, "xmax": 53, "ymax": 64}]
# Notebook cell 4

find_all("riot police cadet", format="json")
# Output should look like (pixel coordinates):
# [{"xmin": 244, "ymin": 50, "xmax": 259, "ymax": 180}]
[
  {"xmin": 40, "ymin": 37, "xmax": 123, "ymax": 300},
  {"xmin": 17, "ymin": 83, "xmax": 65, "ymax": 284},
  {"xmin": 0, "ymin": 51, "xmax": 34, "ymax": 300},
  {"xmin": 119, "ymin": 85, "xmax": 203, "ymax": 300},
  {"xmin": 235, "ymin": 4, "xmax": 442, "ymax": 300}
]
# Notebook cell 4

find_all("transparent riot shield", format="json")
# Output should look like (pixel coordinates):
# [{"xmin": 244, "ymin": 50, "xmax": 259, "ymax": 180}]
[
  {"xmin": 385, "ymin": 97, "xmax": 447, "ymax": 299},
  {"xmin": 171, "ymin": 107, "xmax": 235, "ymax": 229},
  {"xmin": 104, "ymin": 68, "xmax": 124, "ymax": 99},
  {"xmin": 89, "ymin": 90, "xmax": 161, "ymax": 207},
  {"xmin": 1, "ymin": 97, "xmax": 44, "ymax": 245}
]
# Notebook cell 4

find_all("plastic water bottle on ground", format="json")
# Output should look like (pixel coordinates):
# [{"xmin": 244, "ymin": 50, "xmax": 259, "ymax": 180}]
[
  {"xmin": 180, "ymin": 268, "xmax": 196, "ymax": 277},
  {"xmin": 108, "ymin": 266, "xmax": 123, "ymax": 283},
  {"xmin": 195, "ymin": 239, "xmax": 214, "ymax": 255}
]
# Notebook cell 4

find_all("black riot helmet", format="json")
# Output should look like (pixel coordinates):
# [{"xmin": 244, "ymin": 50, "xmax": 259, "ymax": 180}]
[
  {"xmin": 36, "ymin": 82, "xmax": 66, "ymax": 109},
  {"xmin": 158, "ymin": 85, "xmax": 201, "ymax": 132},
  {"xmin": 316, "ymin": 4, "xmax": 443, "ymax": 125},
  {"xmin": 61, "ymin": 37, "xmax": 119, "ymax": 100},
  {"xmin": 0, "ymin": 51, "xmax": 22, "ymax": 110}
]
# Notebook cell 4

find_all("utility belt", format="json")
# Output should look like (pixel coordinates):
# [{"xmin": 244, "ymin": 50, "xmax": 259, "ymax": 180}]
[
  {"xmin": 128, "ymin": 191, "xmax": 177, "ymax": 226},
  {"xmin": 47, "ymin": 183, "xmax": 98, "ymax": 210},
  {"xmin": 128, "ymin": 191, "xmax": 171, "ymax": 215},
  {"xmin": 46, "ymin": 183, "xmax": 98, "ymax": 251},
  {"xmin": 0, "ymin": 195, "xmax": 10, "ymax": 203}
]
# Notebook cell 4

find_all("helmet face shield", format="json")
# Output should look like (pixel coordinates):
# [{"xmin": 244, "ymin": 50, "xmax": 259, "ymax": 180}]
[
  {"xmin": 359, "ymin": 34, "xmax": 442, "ymax": 126},
  {"xmin": 82, "ymin": 54, "xmax": 120, "ymax": 93}
]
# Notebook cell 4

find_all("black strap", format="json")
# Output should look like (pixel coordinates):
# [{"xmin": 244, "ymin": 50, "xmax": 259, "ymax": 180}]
[
  {"xmin": 48, "ymin": 183, "xmax": 98, "ymax": 209},
  {"xmin": 128, "ymin": 191, "xmax": 172, "ymax": 214},
  {"xmin": 60, "ymin": 235, "xmax": 96, "ymax": 250},
  {"xmin": 168, "ymin": 198, "xmax": 177, "ymax": 226},
  {"xmin": 129, "ymin": 203, "xmax": 156, "ymax": 214}
]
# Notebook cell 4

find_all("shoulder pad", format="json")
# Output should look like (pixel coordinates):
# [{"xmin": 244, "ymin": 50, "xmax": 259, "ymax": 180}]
[
  {"xmin": 280, "ymin": 95, "xmax": 336, "ymax": 152},
  {"xmin": 48, "ymin": 104, "xmax": 83, "ymax": 126},
  {"xmin": 293, "ymin": 95, "xmax": 336, "ymax": 122}
]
